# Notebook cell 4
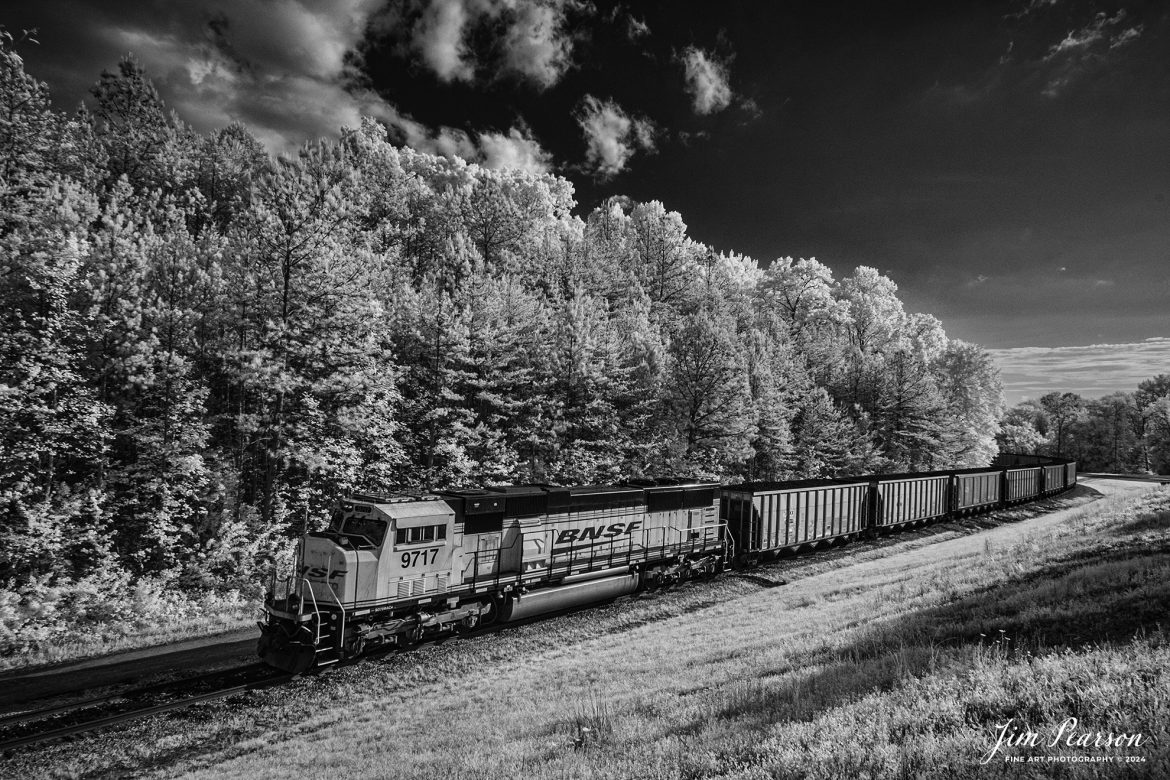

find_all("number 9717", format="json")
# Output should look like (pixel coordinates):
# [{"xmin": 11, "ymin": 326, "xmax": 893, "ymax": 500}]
[{"xmin": 401, "ymin": 549, "xmax": 438, "ymax": 568}]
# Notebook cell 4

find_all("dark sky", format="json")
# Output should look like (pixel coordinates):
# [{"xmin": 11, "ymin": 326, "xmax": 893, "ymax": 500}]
[{"xmin": 5, "ymin": 0, "xmax": 1170, "ymax": 400}]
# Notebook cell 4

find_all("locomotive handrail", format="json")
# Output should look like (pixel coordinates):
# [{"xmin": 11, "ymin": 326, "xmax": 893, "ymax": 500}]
[
  {"xmin": 299, "ymin": 577, "xmax": 322, "ymax": 645},
  {"xmin": 324, "ymin": 580, "xmax": 346, "ymax": 654}
]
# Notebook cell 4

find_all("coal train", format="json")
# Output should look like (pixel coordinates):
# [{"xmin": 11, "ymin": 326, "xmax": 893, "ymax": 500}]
[{"xmin": 258, "ymin": 453, "xmax": 1077, "ymax": 672}]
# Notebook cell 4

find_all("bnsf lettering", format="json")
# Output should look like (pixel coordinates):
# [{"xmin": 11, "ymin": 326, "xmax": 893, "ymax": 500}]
[
  {"xmin": 301, "ymin": 566, "xmax": 346, "ymax": 580},
  {"xmin": 554, "ymin": 521, "xmax": 642, "ymax": 546}
]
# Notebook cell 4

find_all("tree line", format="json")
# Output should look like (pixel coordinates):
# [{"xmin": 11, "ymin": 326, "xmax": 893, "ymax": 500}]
[
  {"xmin": 998, "ymin": 379, "xmax": 1170, "ymax": 474},
  {"xmin": 0, "ymin": 40, "xmax": 1004, "ymax": 622}
]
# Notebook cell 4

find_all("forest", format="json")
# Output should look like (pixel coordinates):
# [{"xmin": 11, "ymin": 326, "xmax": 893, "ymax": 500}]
[
  {"xmin": 998, "ymin": 379, "xmax": 1170, "ymax": 474},
  {"xmin": 0, "ymin": 40, "xmax": 1004, "ymax": 654}
]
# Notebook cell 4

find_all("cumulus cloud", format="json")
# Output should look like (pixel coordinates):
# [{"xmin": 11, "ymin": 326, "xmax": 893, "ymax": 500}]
[
  {"xmin": 991, "ymin": 337, "xmax": 1170, "ymax": 404},
  {"xmin": 626, "ymin": 15, "xmax": 650, "ymax": 40},
  {"xmin": 477, "ymin": 125, "xmax": 553, "ymax": 172},
  {"xmin": 680, "ymin": 46, "xmax": 733, "ymax": 115},
  {"xmin": 380, "ymin": 105, "xmax": 552, "ymax": 172},
  {"xmin": 414, "ymin": 0, "xmax": 475, "ymax": 82},
  {"xmin": 23, "ymin": 0, "xmax": 557, "ymax": 168},
  {"xmin": 392, "ymin": 0, "xmax": 582, "ymax": 89},
  {"xmin": 500, "ymin": 1, "xmax": 574, "ymax": 89},
  {"xmin": 574, "ymin": 95, "xmax": 657, "ymax": 179},
  {"xmin": 81, "ymin": 0, "xmax": 390, "ymax": 152}
]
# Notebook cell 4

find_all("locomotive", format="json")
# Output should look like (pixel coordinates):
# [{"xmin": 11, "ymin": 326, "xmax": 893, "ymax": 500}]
[{"xmin": 258, "ymin": 455, "xmax": 1076, "ymax": 673}]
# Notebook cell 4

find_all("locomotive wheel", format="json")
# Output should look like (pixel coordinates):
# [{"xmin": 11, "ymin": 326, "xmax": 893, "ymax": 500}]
[{"xmin": 478, "ymin": 599, "xmax": 500, "ymax": 626}]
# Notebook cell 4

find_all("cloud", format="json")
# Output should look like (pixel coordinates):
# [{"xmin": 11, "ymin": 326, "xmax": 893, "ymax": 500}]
[
  {"xmin": 679, "ymin": 46, "xmax": 733, "ymax": 115},
  {"xmin": 938, "ymin": 4, "xmax": 1146, "ymax": 103},
  {"xmin": 79, "ymin": 0, "xmax": 391, "ymax": 152},
  {"xmin": 1006, "ymin": 0, "xmax": 1061, "ymax": 20},
  {"xmin": 19, "ymin": 0, "xmax": 560, "ymax": 166},
  {"xmin": 1044, "ymin": 10, "xmax": 1135, "ymax": 60},
  {"xmin": 390, "ymin": 0, "xmax": 583, "ymax": 89},
  {"xmin": 477, "ymin": 125, "xmax": 553, "ymax": 172},
  {"xmin": 499, "ymin": 1, "xmax": 575, "ymax": 89},
  {"xmin": 626, "ymin": 15, "xmax": 650, "ymax": 40},
  {"xmin": 1040, "ymin": 10, "xmax": 1142, "ymax": 97},
  {"xmin": 991, "ymin": 338, "xmax": 1170, "ymax": 405},
  {"xmin": 1110, "ymin": 25, "xmax": 1143, "ymax": 49},
  {"xmin": 737, "ymin": 96, "xmax": 763, "ymax": 119},
  {"xmin": 574, "ymin": 95, "xmax": 657, "ymax": 179},
  {"xmin": 381, "ymin": 105, "xmax": 552, "ymax": 172},
  {"xmin": 414, "ymin": 0, "xmax": 475, "ymax": 82}
]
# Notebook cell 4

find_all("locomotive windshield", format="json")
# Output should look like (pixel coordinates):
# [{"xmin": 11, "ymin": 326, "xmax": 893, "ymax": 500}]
[{"xmin": 340, "ymin": 516, "xmax": 388, "ymax": 547}]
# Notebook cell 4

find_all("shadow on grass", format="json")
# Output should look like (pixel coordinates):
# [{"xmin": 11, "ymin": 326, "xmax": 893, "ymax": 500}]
[
  {"xmin": 1110, "ymin": 508, "xmax": 1170, "ymax": 537},
  {"xmin": 672, "ymin": 502, "xmax": 1170, "ymax": 736}
]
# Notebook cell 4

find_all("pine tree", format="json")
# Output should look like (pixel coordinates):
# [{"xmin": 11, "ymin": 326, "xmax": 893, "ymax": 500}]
[
  {"xmin": 741, "ymin": 328, "xmax": 798, "ymax": 481},
  {"xmin": 89, "ymin": 56, "xmax": 196, "ymax": 197},
  {"xmin": 662, "ymin": 308, "xmax": 756, "ymax": 477},
  {"xmin": 790, "ymin": 387, "xmax": 857, "ymax": 478},
  {"xmin": 389, "ymin": 273, "xmax": 476, "ymax": 488},
  {"xmin": 0, "ymin": 36, "xmax": 109, "ymax": 579},
  {"xmin": 460, "ymin": 271, "xmax": 550, "ymax": 483}
]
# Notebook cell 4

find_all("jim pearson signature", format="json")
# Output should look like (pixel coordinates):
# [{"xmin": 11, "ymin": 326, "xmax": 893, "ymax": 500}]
[{"xmin": 981, "ymin": 718, "xmax": 1148, "ymax": 764}]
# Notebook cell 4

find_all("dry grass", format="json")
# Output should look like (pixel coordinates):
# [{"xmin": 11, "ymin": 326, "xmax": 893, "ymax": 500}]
[{"xmin": 6, "ymin": 484, "xmax": 1169, "ymax": 779}]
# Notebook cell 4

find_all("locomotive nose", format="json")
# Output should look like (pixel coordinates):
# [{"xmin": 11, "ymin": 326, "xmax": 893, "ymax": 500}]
[{"xmin": 301, "ymin": 538, "xmax": 354, "ymax": 602}]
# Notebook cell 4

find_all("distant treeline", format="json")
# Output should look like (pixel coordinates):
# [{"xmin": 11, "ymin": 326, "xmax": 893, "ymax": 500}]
[
  {"xmin": 0, "ymin": 42, "xmax": 1003, "ymax": 609},
  {"xmin": 998, "ymin": 379, "xmax": 1170, "ymax": 474}
]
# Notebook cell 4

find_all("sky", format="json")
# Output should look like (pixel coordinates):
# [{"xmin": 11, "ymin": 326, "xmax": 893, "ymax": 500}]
[{"xmin": 5, "ymin": 0, "xmax": 1169, "ymax": 405}]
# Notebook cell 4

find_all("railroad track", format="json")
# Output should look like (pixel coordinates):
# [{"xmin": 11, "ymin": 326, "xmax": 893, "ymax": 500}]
[{"xmin": 0, "ymin": 665, "xmax": 292, "ymax": 752}]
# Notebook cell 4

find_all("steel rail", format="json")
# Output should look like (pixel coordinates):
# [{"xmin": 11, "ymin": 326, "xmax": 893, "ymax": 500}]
[
  {"xmin": 0, "ymin": 672, "xmax": 293, "ymax": 752},
  {"xmin": 0, "ymin": 665, "xmax": 269, "ymax": 729}
]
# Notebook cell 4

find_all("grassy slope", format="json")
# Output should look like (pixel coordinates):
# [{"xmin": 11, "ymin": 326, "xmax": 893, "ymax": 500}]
[
  {"xmin": 197, "ymin": 486, "xmax": 1169, "ymax": 780},
  {"xmin": 5, "ymin": 484, "xmax": 1167, "ymax": 779}
]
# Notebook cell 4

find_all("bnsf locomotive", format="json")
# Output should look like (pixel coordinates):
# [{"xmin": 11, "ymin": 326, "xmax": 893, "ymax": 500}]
[{"xmin": 258, "ymin": 454, "xmax": 1076, "ymax": 673}]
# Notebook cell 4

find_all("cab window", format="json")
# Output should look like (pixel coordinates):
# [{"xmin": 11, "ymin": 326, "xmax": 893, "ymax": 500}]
[
  {"xmin": 395, "ymin": 524, "xmax": 447, "ymax": 545},
  {"xmin": 341, "ymin": 516, "xmax": 388, "ymax": 547}
]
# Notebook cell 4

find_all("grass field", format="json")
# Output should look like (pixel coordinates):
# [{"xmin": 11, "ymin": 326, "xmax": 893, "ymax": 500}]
[{"xmin": 6, "ymin": 482, "xmax": 1168, "ymax": 779}]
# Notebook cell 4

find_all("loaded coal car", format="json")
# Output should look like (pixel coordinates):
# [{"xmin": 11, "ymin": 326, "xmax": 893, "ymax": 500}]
[
  {"xmin": 721, "ymin": 477, "xmax": 870, "ymax": 562},
  {"xmin": 723, "ymin": 455, "xmax": 1078, "ymax": 562},
  {"xmin": 991, "ymin": 453, "xmax": 1069, "ymax": 503},
  {"xmin": 872, "ymin": 470, "xmax": 952, "ymax": 529},
  {"xmin": 258, "ymin": 479, "xmax": 724, "ymax": 672},
  {"xmin": 951, "ymin": 467, "xmax": 1003, "ymax": 516}
]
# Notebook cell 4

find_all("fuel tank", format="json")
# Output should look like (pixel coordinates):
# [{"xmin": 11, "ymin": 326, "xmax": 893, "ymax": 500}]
[{"xmin": 499, "ymin": 572, "xmax": 640, "ymax": 622}]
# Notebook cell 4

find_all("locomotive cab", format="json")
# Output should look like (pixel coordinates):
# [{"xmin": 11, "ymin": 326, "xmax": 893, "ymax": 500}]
[
  {"xmin": 299, "ymin": 502, "xmax": 387, "ymax": 605},
  {"xmin": 307, "ymin": 494, "xmax": 456, "ymax": 607}
]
